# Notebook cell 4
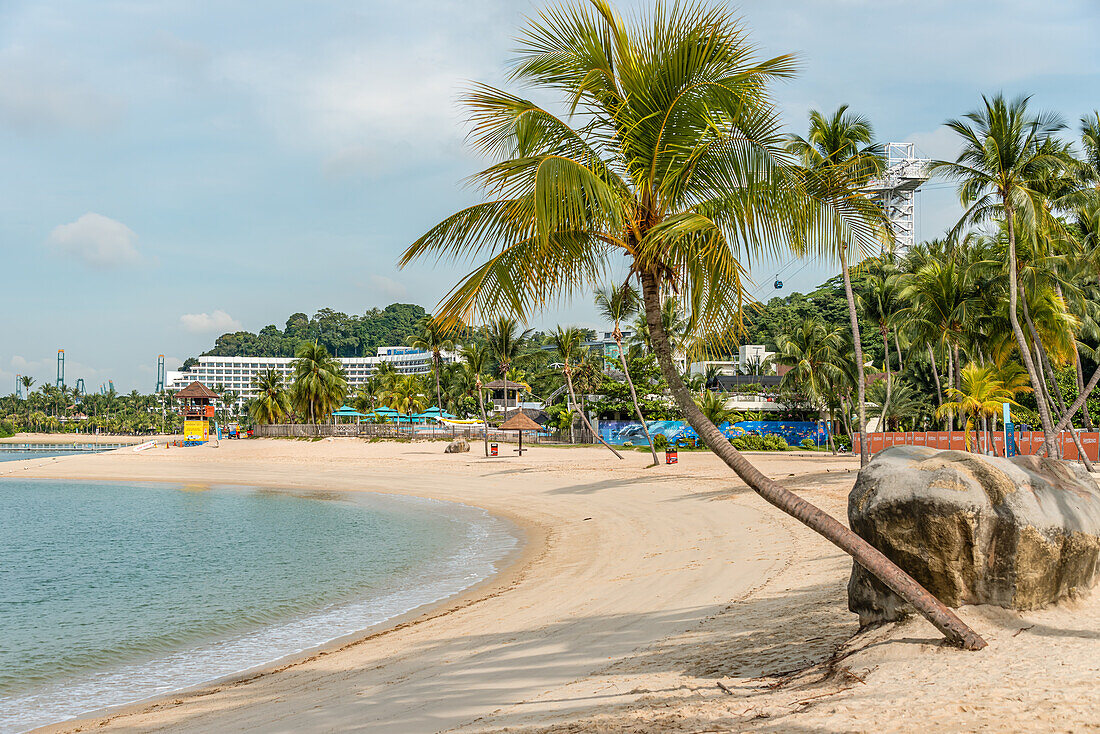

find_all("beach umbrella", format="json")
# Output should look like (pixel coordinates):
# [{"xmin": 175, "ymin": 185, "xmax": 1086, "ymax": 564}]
[{"xmin": 499, "ymin": 411, "xmax": 541, "ymax": 456}]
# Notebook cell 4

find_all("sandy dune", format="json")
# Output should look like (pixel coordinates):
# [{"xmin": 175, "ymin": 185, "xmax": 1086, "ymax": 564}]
[{"xmin": 9, "ymin": 438, "xmax": 1098, "ymax": 733}]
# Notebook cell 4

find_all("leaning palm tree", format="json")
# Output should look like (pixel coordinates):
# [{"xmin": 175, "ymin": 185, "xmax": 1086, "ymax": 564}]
[
  {"xmin": 290, "ymin": 341, "xmax": 347, "ymax": 430},
  {"xmin": 931, "ymin": 93, "xmax": 1070, "ymax": 456},
  {"xmin": 550, "ymin": 326, "xmax": 623, "ymax": 457},
  {"xmin": 407, "ymin": 316, "xmax": 455, "ymax": 415},
  {"xmin": 249, "ymin": 369, "xmax": 290, "ymax": 425},
  {"xmin": 400, "ymin": 0, "xmax": 984, "ymax": 648},
  {"xmin": 460, "ymin": 341, "xmax": 493, "ymax": 456},
  {"xmin": 788, "ymin": 104, "xmax": 885, "ymax": 466},
  {"xmin": 595, "ymin": 283, "xmax": 659, "ymax": 464}
]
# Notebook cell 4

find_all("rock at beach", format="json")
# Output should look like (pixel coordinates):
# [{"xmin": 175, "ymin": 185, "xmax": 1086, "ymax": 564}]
[
  {"xmin": 848, "ymin": 446, "xmax": 1100, "ymax": 625},
  {"xmin": 444, "ymin": 439, "xmax": 470, "ymax": 454}
]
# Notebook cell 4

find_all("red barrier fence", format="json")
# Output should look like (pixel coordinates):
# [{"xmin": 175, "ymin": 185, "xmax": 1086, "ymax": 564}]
[{"xmin": 853, "ymin": 431, "xmax": 1100, "ymax": 461}]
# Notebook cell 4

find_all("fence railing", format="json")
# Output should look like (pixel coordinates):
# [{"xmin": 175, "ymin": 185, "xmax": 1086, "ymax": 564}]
[
  {"xmin": 853, "ymin": 430, "xmax": 1100, "ymax": 462},
  {"xmin": 251, "ymin": 423, "xmax": 597, "ymax": 445}
]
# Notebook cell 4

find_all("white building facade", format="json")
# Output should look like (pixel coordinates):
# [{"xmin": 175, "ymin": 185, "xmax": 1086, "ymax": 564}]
[{"xmin": 166, "ymin": 346, "xmax": 456, "ymax": 409}]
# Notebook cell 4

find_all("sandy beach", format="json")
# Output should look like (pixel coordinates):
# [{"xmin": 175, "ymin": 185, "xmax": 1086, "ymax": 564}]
[{"xmin": 8, "ymin": 438, "xmax": 1099, "ymax": 733}]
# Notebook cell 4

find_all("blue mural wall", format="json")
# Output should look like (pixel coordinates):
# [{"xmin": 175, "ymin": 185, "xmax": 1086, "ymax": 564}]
[{"xmin": 599, "ymin": 419, "xmax": 828, "ymax": 447}]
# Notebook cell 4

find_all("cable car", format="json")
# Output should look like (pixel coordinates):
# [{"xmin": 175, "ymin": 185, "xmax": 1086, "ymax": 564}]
[{"xmin": 774, "ymin": 279, "xmax": 783, "ymax": 289}]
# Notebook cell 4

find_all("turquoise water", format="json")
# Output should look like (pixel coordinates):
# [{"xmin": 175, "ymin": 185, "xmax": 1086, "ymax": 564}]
[{"xmin": 0, "ymin": 480, "xmax": 518, "ymax": 733}]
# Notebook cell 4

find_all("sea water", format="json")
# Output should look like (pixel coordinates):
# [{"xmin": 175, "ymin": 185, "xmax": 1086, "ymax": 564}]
[{"xmin": 0, "ymin": 480, "xmax": 518, "ymax": 733}]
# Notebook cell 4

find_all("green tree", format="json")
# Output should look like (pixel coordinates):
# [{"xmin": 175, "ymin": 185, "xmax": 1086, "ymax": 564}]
[
  {"xmin": 550, "ymin": 326, "xmax": 622, "ymax": 456},
  {"xmin": 290, "ymin": 342, "xmax": 347, "ymax": 429},
  {"xmin": 595, "ymin": 283, "xmax": 659, "ymax": 464},
  {"xmin": 401, "ymin": 0, "xmax": 984, "ymax": 647},
  {"xmin": 788, "ymin": 104, "xmax": 885, "ymax": 466},
  {"xmin": 407, "ymin": 316, "xmax": 456, "ymax": 414},
  {"xmin": 694, "ymin": 390, "xmax": 740, "ymax": 427},
  {"xmin": 249, "ymin": 369, "xmax": 290, "ymax": 425},
  {"xmin": 932, "ymin": 93, "xmax": 1070, "ymax": 456}
]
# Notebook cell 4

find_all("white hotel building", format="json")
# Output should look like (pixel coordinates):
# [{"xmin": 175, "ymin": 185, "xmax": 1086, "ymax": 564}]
[{"xmin": 166, "ymin": 346, "xmax": 456, "ymax": 409}]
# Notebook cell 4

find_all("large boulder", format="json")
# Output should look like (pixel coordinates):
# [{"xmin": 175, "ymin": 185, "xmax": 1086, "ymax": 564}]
[
  {"xmin": 848, "ymin": 446, "xmax": 1100, "ymax": 625},
  {"xmin": 444, "ymin": 438, "xmax": 470, "ymax": 454}
]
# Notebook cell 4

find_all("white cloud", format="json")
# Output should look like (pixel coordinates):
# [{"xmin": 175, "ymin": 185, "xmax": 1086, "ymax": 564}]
[
  {"xmin": 180, "ymin": 310, "xmax": 242, "ymax": 334},
  {"xmin": 368, "ymin": 274, "xmax": 408, "ymax": 301},
  {"xmin": 46, "ymin": 213, "xmax": 140, "ymax": 268}
]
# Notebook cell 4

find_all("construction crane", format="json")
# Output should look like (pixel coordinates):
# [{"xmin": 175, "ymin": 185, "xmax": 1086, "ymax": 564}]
[
  {"xmin": 155, "ymin": 354, "xmax": 166, "ymax": 393},
  {"xmin": 57, "ymin": 349, "xmax": 65, "ymax": 389},
  {"xmin": 15, "ymin": 374, "xmax": 22, "ymax": 399},
  {"xmin": 865, "ymin": 142, "xmax": 931, "ymax": 254}
]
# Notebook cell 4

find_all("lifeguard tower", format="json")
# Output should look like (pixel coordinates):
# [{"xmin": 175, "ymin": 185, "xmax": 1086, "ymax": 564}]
[{"xmin": 176, "ymin": 381, "xmax": 217, "ymax": 445}]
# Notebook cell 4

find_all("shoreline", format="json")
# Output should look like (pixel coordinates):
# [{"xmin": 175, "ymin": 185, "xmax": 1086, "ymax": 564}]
[
  {"xmin": 14, "ymin": 482, "xmax": 536, "ymax": 734},
  {"xmin": 10, "ymin": 438, "xmax": 1099, "ymax": 733}
]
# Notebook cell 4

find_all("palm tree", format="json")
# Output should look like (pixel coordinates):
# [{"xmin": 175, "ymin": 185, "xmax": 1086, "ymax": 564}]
[
  {"xmin": 290, "ymin": 342, "xmax": 347, "ymax": 429},
  {"xmin": 382, "ymin": 374, "xmax": 427, "ymax": 415},
  {"xmin": 460, "ymin": 341, "xmax": 493, "ymax": 456},
  {"xmin": 550, "ymin": 326, "xmax": 622, "ymax": 457},
  {"xmin": 249, "ymin": 369, "xmax": 290, "ymax": 425},
  {"xmin": 485, "ymin": 316, "xmax": 532, "ymax": 413},
  {"xmin": 936, "ymin": 363, "xmax": 1025, "ymax": 454},
  {"xmin": 932, "ymin": 94, "xmax": 1070, "ymax": 456},
  {"xmin": 860, "ymin": 264, "xmax": 906, "ymax": 432},
  {"xmin": 19, "ymin": 376, "xmax": 34, "ymax": 425},
  {"xmin": 695, "ymin": 390, "xmax": 740, "ymax": 427},
  {"xmin": 595, "ymin": 283, "xmax": 659, "ymax": 464},
  {"xmin": 775, "ymin": 318, "xmax": 843, "ymax": 453},
  {"xmin": 788, "ymin": 105, "xmax": 885, "ymax": 467},
  {"xmin": 407, "ymin": 316, "xmax": 455, "ymax": 415},
  {"xmin": 400, "ymin": 0, "xmax": 984, "ymax": 648}
]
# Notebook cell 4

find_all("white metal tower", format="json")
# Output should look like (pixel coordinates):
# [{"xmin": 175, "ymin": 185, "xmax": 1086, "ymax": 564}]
[{"xmin": 865, "ymin": 142, "xmax": 931, "ymax": 253}]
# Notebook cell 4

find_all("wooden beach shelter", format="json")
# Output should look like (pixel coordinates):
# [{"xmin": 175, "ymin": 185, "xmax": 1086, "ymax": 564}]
[
  {"xmin": 176, "ymin": 381, "xmax": 217, "ymax": 445},
  {"xmin": 499, "ymin": 411, "xmax": 541, "ymax": 456}
]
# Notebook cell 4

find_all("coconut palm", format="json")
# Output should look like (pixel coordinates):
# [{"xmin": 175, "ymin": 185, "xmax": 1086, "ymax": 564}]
[
  {"xmin": 595, "ymin": 283, "xmax": 659, "ymax": 464},
  {"xmin": 550, "ymin": 326, "xmax": 622, "ymax": 457},
  {"xmin": 788, "ymin": 105, "xmax": 885, "ymax": 467},
  {"xmin": 775, "ymin": 318, "xmax": 843, "ymax": 452},
  {"xmin": 931, "ymin": 93, "xmax": 1071, "ymax": 456},
  {"xmin": 936, "ymin": 363, "xmax": 1025, "ymax": 454},
  {"xmin": 290, "ymin": 341, "xmax": 347, "ymax": 429},
  {"xmin": 249, "ymin": 369, "xmax": 290, "ymax": 425},
  {"xmin": 460, "ymin": 341, "xmax": 493, "ymax": 456},
  {"xmin": 382, "ymin": 374, "xmax": 427, "ymax": 415},
  {"xmin": 860, "ymin": 265, "xmax": 906, "ymax": 432},
  {"xmin": 400, "ymin": 0, "xmax": 984, "ymax": 648},
  {"xmin": 695, "ymin": 390, "xmax": 740, "ymax": 427},
  {"xmin": 407, "ymin": 316, "xmax": 455, "ymax": 415}
]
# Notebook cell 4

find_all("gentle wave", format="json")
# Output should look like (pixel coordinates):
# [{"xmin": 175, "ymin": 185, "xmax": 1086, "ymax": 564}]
[{"xmin": 0, "ymin": 493, "xmax": 518, "ymax": 734}]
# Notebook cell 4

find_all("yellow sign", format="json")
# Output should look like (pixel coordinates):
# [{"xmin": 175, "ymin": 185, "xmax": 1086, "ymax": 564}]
[{"xmin": 183, "ymin": 419, "xmax": 209, "ymax": 444}]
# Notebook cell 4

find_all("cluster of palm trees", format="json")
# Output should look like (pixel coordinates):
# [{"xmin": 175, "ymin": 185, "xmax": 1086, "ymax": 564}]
[
  {"xmin": 396, "ymin": 0, "xmax": 1100, "ymax": 647},
  {"xmin": 0, "ymin": 381, "xmax": 180, "ymax": 435}
]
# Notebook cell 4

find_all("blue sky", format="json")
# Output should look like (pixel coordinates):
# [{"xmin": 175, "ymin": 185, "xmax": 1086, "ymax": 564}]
[{"xmin": 2, "ymin": 0, "xmax": 1097, "ymax": 392}]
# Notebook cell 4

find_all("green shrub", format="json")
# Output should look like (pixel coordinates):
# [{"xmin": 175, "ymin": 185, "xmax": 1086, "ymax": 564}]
[
  {"xmin": 652, "ymin": 433, "xmax": 668, "ymax": 450},
  {"xmin": 0, "ymin": 420, "xmax": 14, "ymax": 439},
  {"xmin": 731, "ymin": 433, "xmax": 765, "ymax": 451},
  {"xmin": 761, "ymin": 434, "xmax": 789, "ymax": 451},
  {"xmin": 800, "ymin": 438, "xmax": 816, "ymax": 449}
]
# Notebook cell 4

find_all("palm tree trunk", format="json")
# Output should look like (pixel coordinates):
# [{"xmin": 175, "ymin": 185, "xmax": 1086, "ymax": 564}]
[
  {"xmin": 842, "ymin": 249, "xmax": 869, "ymax": 466},
  {"xmin": 1025, "ymin": 310, "xmax": 1093, "ymax": 471},
  {"xmin": 1005, "ymin": 201, "xmax": 1058, "ymax": 456},
  {"xmin": 894, "ymin": 331, "xmax": 904, "ymax": 375},
  {"xmin": 476, "ymin": 378, "xmax": 490, "ymax": 457},
  {"xmin": 639, "ymin": 271, "xmax": 985, "ymax": 650},
  {"xmin": 1050, "ymin": 363, "xmax": 1100, "ymax": 438},
  {"xmin": 565, "ymin": 366, "xmax": 623, "ymax": 459},
  {"xmin": 879, "ymin": 329, "xmax": 892, "ymax": 434},
  {"xmin": 928, "ymin": 345, "xmax": 944, "ymax": 410},
  {"xmin": 434, "ymin": 352, "xmax": 443, "ymax": 414},
  {"xmin": 617, "ymin": 335, "xmax": 660, "ymax": 466},
  {"xmin": 1074, "ymin": 345, "xmax": 1094, "ymax": 429}
]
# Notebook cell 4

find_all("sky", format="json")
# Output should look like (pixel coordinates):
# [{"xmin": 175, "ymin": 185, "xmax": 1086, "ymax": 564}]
[{"xmin": 1, "ymin": 0, "xmax": 1097, "ymax": 392}]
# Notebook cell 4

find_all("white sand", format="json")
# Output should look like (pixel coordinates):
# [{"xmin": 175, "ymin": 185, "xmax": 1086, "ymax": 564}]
[{"xmin": 9, "ymin": 438, "xmax": 1098, "ymax": 733}]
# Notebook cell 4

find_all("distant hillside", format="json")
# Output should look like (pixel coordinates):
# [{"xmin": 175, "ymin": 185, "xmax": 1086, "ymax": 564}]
[{"xmin": 195, "ymin": 304, "xmax": 428, "ymax": 362}]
